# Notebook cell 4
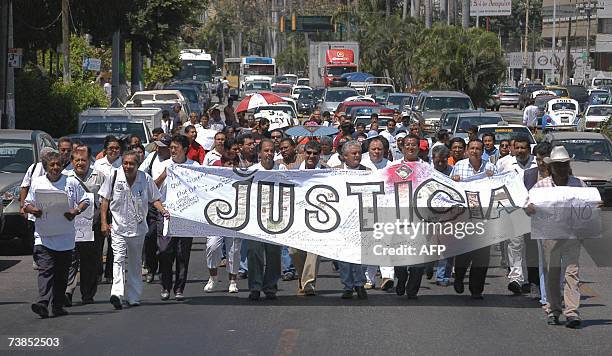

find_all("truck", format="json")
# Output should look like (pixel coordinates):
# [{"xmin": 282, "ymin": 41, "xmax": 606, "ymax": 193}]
[
  {"xmin": 308, "ymin": 42, "xmax": 359, "ymax": 88},
  {"xmin": 78, "ymin": 107, "xmax": 162, "ymax": 145}
]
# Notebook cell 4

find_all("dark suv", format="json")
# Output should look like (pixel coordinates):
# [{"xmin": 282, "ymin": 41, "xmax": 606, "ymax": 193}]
[{"xmin": 518, "ymin": 84, "xmax": 545, "ymax": 110}]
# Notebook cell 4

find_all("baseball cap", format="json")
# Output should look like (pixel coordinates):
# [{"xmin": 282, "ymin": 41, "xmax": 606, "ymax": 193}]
[{"xmin": 154, "ymin": 134, "xmax": 172, "ymax": 147}]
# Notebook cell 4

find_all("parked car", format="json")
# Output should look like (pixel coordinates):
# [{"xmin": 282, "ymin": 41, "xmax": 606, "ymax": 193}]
[
  {"xmin": 0, "ymin": 130, "xmax": 57, "ymax": 252},
  {"xmin": 452, "ymin": 113, "xmax": 503, "ymax": 142},
  {"xmin": 297, "ymin": 90, "xmax": 317, "ymax": 117},
  {"xmin": 586, "ymin": 90, "xmax": 610, "ymax": 106},
  {"xmin": 544, "ymin": 131, "xmax": 612, "ymax": 206},
  {"xmin": 541, "ymin": 98, "xmax": 580, "ymax": 131},
  {"xmin": 439, "ymin": 109, "xmax": 480, "ymax": 131},
  {"xmin": 580, "ymin": 104, "xmax": 612, "ymax": 131},
  {"xmin": 290, "ymin": 85, "xmax": 312, "ymax": 100},
  {"xmin": 412, "ymin": 90, "xmax": 475, "ymax": 134},
  {"xmin": 243, "ymin": 80, "xmax": 272, "ymax": 96},
  {"xmin": 477, "ymin": 122, "xmax": 536, "ymax": 152},
  {"xmin": 162, "ymin": 84, "xmax": 206, "ymax": 115},
  {"xmin": 518, "ymin": 84, "xmax": 545, "ymax": 109},
  {"xmin": 318, "ymin": 87, "xmax": 359, "ymax": 115},
  {"xmin": 78, "ymin": 107, "xmax": 162, "ymax": 145},
  {"xmin": 491, "ymin": 86, "xmax": 520, "ymax": 110},
  {"xmin": 566, "ymin": 85, "xmax": 589, "ymax": 112}
]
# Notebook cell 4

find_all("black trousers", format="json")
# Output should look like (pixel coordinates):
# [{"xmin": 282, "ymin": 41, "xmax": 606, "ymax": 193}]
[
  {"xmin": 66, "ymin": 241, "xmax": 99, "ymax": 301},
  {"xmin": 144, "ymin": 207, "xmax": 160, "ymax": 275},
  {"xmin": 395, "ymin": 266, "xmax": 425, "ymax": 296},
  {"xmin": 159, "ymin": 237, "xmax": 193, "ymax": 293},
  {"xmin": 454, "ymin": 246, "xmax": 491, "ymax": 295},
  {"xmin": 33, "ymin": 245, "xmax": 72, "ymax": 309},
  {"xmin": 96, "ymin": 216, "xmax": 113, "ymax": 279}
]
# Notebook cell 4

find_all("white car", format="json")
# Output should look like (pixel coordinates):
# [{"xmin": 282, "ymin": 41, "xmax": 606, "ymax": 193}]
[
  {"xmin": 297, "ymin": 78, "xmax": 310, "ymax": 86},
  {"xmin": 541, "ymin": 98, "xmax": 580, "ymax": 130},
  {"xmin": 253, "ymin": 104, "xmax": 299, "ymax": 130},
  {"xmin": 531, "ymin": 90, "xmax": 557, "ymax": 100},
  {"xmin": 343, "ymin": 95, "xmax": 376, "ymax": 103},
  {"xmin": 581, "ymin": 104, "xmax": 612, "ymax": 131},
  {"xmin": 477, "ymin": 122, "xmax": 537, "ymax": 152},
  {"xmin": 290, "ymin": 85, "xmax": 312, "ymax": 100}
]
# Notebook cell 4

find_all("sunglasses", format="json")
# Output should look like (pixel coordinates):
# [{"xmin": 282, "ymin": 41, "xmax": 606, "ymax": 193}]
[{"xmin": 500, "ymin": 144, "xmax": 509, "ymax": 148}]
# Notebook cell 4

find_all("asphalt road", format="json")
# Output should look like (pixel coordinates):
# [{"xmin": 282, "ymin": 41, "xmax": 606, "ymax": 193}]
[{"xmin": 1, "ymin": 212, "xmax": 612, "ymax": 355}]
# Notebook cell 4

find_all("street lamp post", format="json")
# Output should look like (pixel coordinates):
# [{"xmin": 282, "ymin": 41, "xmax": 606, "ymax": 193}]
[
  {"xmin": 576, "ymin": 0, "xmax": 603, "ymax": 82},
  {"xmin": 522, "ymin": 0, "xmax": 530, "ymax": 83}
]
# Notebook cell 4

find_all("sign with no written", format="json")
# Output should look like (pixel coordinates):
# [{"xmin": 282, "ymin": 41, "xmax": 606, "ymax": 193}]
[{"xmin": 470, "ymin": 0, "xmax": 512, "ymax": 16}]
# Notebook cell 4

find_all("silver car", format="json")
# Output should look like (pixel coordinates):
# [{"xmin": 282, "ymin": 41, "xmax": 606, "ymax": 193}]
[
  {"xmin": 318, "ymin": 87, "xmax": 359, "ymax": 114},
  {"xmin": 0, "ymin": 130, "xmax": 57, "ymax": 251},
  {"xmin": 545, "ymin": 131, "xmax": 612, "ymax": 206}
]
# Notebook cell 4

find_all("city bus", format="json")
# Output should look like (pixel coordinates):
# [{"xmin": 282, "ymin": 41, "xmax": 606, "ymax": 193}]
[
  {"xmin": 240, "ymin": 56, "xmax": 276, "ymax": 91},
  {"xmin": 177, "ymin": 49, "xmax": 214, "ymax": 83},
  {"xmin": 222, "ymin": 57, "xmax": 241, "ymax": 89}
]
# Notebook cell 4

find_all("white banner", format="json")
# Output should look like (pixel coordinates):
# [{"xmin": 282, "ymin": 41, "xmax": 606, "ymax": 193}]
[
  {"xmin": 75, "ymin": 193, "xmax": 95, "ymax": 242},
  {"xmin": 470, "ymin": 0, "xmax": 512, "ymax": 16},
  {"xmin": 34, "ymin": 190, "xmax": 72, "ymax": 237},
  {"xmin": 164, "ymin": 163, "xmax": 532, "ymax": 265},
  {"xmin": 529, "ymin": 187, "xmax": 603, "ymax": 240}
]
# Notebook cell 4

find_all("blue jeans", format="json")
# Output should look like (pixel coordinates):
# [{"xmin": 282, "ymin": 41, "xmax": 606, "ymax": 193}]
[
  {"xmin": 281, "ymin": 246, "xmax": 295, "ymax": 274},
  {"xmin": 338, "ymin": 262, "xmax": 366, "ymax": 291},
  {"xmin": 436, "ymin": 257, "xmax": 453, "ymax": 283},
  {"xmin": 239, "ymin": 240, "xmax": 248, "ymax": 273}
]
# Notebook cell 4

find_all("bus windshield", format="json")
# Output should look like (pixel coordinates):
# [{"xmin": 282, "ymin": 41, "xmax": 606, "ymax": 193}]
[
  {"xmin": 177, "ymin": 60, "xmax": 213, "ymax": 82},
  {"xmin": 243, "ymin": 64, "xmax": 275, "ymax": 76}
]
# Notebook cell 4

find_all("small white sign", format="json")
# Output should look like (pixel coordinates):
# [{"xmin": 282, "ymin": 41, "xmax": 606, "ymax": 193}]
[
  {"xmin": 470, "ymin": 0, "xmax": 512, "ymax": 16},
  {"xmin": 82, "ymin": 57, "xmax": 101, "ymax": 71}
]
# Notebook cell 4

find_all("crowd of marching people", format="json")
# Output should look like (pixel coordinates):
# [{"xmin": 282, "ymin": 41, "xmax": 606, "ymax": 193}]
[{"xmin": 21, "ymin": 105, "xmax": 589, "ymax": 329}]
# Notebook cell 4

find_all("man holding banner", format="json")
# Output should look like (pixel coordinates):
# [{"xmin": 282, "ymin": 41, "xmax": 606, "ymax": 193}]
[
  {"xmin": 247, "ymin": 139, "xmax": 282, "ymax": 301},
  {"xmin": 450, "ymin": 139, "xmax": 497, "ymax": 299},
  {"xmin": 526, "ymin": 146, "xmax": 601, "ymax": 329},
  {"xmin": 334, "ymin": 141, "xmax": 369, "ymax": 300}
]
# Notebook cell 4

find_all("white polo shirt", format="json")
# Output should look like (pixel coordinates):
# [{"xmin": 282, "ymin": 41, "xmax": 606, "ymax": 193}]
[
  {"xmin": 497, "ymin": 155, "xmax": 538, "ymax": 177},
  {"xmin": 24, "ymin": 174, "xmax": 89, "ymax": 251},
  {"xmin": 139, "ymin": 152, "xmax": 166, "ymax": 180},
  {"xmin": 203, "ymin": 149, "xmax": 222, "ymax": 166},
  {"xmin": 98, "ymin": 169, "xmax": 161, "ymax": 238},
  {"xmin": 93, "ymin": 156, "xmax": 122, "ymax": 178}
]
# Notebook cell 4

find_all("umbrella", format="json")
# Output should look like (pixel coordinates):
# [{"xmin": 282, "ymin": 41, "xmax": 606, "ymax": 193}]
[
  {"xmin": 285, "ymin": 125, "xmax": 339, "ymax": 137},
  {"xmin": 235, "ymin": 92, "xmax": 285, "ymax": 113}
]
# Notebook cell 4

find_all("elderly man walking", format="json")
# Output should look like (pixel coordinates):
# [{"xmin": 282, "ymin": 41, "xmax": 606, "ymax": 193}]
[
  {"xmin": 99, "ymin": 150, "xmax": 168, "ymax": 309},
  {"xmin": 25, "ymin": 151, "xmax": 90, "ymax": 318}
]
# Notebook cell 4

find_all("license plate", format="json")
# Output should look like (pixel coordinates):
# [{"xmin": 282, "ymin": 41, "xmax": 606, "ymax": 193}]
[{"xmin": 561, "ymin": 117, "xmax": 569, "ymax": 123}]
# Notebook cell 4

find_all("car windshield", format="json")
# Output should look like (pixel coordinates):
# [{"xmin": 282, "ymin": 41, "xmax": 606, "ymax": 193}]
[
  {"xmin": 169, "ymin": 89, "xmax": 198, "ymax": 103},
  {"xmin": 312, "ymin": 89, "xmax": 325, "ymax": 100},
  {"xmin": 325, "ymin": 89, "xmax": 358, "ymax": 102},
  {"xmin": 548, "ymin": 88, "xmax": 568, "ymax": 97},
  {"xmin": 400, "ymin": 97, "xmax": 414, "ymax": 108},
  {"xmin": 366, "ymin": 86, "xmax": 393, "ymax": 95},
  {"xmin": 455, "ymin": 116, "xmax": 501, "ymax": 133},
  {"xmin": 156, "ymin": 94, "xmax": 180, "ymax": 101},
  {"xmin": 272, "ymin": 86, "xmax": 291, "ymax": 94},
  {"xmin": 255, "ymin": 106, "xmax": 296, "ymax": 118},
  {"xmin": 327, "ymin": 66, "xmax": 356, "ymax": 76},
  {"xmin": 590, "ymin": 94, "xmax": 610, "ymax": 104},
  {"xmin": 132, "ymin": 94, "xmax": 154, "ymax": 101},
  {"xmin": 0, "ymin": 140, "xmax": 35, "ymax": 173},
  {"xmin": 387, "ymin": 95, "xmax": 406, "ymax": 105},
  {"xmin": 297, "ymin": 79, "xmax": 309, "ymax": 86},
  {"xmin": 424, "ymin": 96, "xmax": 473, "ymax": 110},
  {"xmin": 440, "ymin": 111, "xmax": 467, "ymax": 129},
  {"xmin": 71, "ymin": 137, "xmax": 105, "ymax": 158},
  {"xmin": 554, "ymin": 139, "xmax": 612, "ymax": 161},
  {"xmin": 478, "ymin": 127, "xmax": 535, "ymax": 144},
  {"xmin": 355, "ymin": 117, "xmax": 389, "ymax": 128},
  {"xmin": 525, "ymin": 85, "xmax": 544, "ymax": 93},
  {"xmin": 501, "ymin": 87, "xmax": 519, "ymax": 94},
  {"xmin": 246, "ymin": 82, "xmax": 271, "ymax": 91},
  {"xmin": 298, "ymin": 90, "xmax": 314, "ymax": 100},
  {"xmin": 293, "ymin": 87, "xmax": 308, "ymax": 95},
  {"xmin": 551, "ymin": 102, "xmax": 577, "ymax": 111},
  {"xmin": 586, "ymin": 106, "xmax": 612, "ymax": 116},
  {"xmin": 81, "ymin": 122, "xmax": 147, "ymax": 141},
  {"xmin": 593, "ymin": 78, "xmax": 612, "ymax": 87},
  {"xmin": 535, "ymin": 96, "xmax": 557, "ymax": 108}
]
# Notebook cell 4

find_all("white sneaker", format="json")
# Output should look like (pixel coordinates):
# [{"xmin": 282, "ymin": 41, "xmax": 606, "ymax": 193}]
[
  {"xmin": 228, "ymin": 280, "xmax": 239, "ymax": 293},
  {"xmin": 204, "ymin": 277, "xmax": 217, "ymax": 293}
]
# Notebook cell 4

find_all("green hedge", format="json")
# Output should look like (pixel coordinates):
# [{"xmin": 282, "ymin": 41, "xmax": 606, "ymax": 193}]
[{"xmin": 15, "ymin": 67, "xmax": 108, "ymax": 138}]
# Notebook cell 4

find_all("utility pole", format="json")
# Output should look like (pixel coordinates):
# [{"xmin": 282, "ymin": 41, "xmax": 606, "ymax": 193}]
[
  {"xmin": 425, "ymin": 0, "xmax": 432, "ymax": 28},
  {"xmin": 563, "ymin": 12, "xmax": 572, "ymax": 85},
  {"xmin": 0, "ymin": 0, "xmax": 14, "ymax": 129},
  {"xmin": 61, "ymin": 0, "xmax": 71, "ymax": 83},
  {"xmin": 576, "ymin": 0, "xmax": 603, "ymax": 82},
  {"xmin": 111, "ymin": 30, "xmax": 121, "ymax": 107},
  {"xmin": 522, "ymin": 0, "xmax": 530, "ymax": 83},
  {"xmin": 462, "ymin": 0, "xmax": 469, "ymax": 28}
]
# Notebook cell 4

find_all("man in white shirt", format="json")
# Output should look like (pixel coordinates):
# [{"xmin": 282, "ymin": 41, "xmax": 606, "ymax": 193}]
[
  {"xmin": 247, "ymin": 139, "xmax": 282, "ymax": 301},
  {"xmin": 93, "ymin": 136, "xmax": 123, "ymax": 178},
  {"xmin": 154, "ymin": 135, "xmax": 199, "ymax": 301},
  {"xmin": 25, "ymin": 151, "xmax": 90, "ymax": 318},
  {"xmin": 138, "ymin": 134, "xmax": 172, "ymax": 284},
  {"xmin": 203, "ymin": 131, "xmax": 226, "ymax": 166},
  {"xmin": 497, "ymin": 135, "xmax": 538, "ymax": 295},
  {"xmin": 335, "ymin": 141, "xmax": 369, "ymax": 300},
  {"xmin": 99, "ymin": 150, "xmax": 167, "ymax": 309},
  {"xmin": 360, "ymin": 136, "xmax": 395, "ymax": 291},
  {"xmin": 523, "ymin": 103, "xmax": 540, "ymax": 131}
]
